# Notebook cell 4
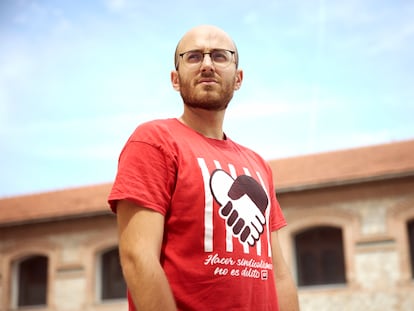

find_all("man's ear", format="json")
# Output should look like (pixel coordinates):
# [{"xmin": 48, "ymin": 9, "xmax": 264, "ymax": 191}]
[
  {"xmin": 234, "ymin": 69, "xmax": 243, "ymax": 90},
  {"xmin": 171, "ymin": 70, "xmax": 180, "ymax": 91}
]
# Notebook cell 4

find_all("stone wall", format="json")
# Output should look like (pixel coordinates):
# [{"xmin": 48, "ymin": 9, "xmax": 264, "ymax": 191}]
[
  {"xmin": 0, "ymin": 215, "xmax": 127, "ymax": 311},
  {"xmin": 1, "ymin": 176, "xmax": 413, "ymax": 310},
  {"xmin": 278, "ymin": 176, "xmax": 414, "ymax": 311}
]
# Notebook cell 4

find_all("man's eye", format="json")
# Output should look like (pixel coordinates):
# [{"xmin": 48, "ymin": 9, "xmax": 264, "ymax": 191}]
[
  {"xmin": 212, "ymin": 51, "xmax": 228, "ymax": 62},
  {"xmin": 186, "ymin": 52, "xmax": 202, "ymax": 62}
]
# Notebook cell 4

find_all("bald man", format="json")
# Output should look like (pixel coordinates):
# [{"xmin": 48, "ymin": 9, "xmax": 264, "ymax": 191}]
[{"xmin": 109, "ymin": 25, "xmax": 299, "ymax": 311}]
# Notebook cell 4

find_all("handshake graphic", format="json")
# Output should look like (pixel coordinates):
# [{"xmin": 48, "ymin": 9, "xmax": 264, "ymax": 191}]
[{"xmin": 210, "ymin": 169, "xmax": 269, "ymax": 246}]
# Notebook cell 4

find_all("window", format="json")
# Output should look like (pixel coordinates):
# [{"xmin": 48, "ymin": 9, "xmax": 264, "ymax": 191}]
[
  {"xmin": 408, "ymin": 219, "xmax": 414, "ymax": 279},
  {"xmin": 17, "ymin": 255, "xmax": 48, "ymax": 307},
  {"xmin": 99, "ymin": 248, "xmax": 126, "ymax": 300},
  {"xmin": 294, "ymin": 226, "xmax": 346, "ymax": 286}
]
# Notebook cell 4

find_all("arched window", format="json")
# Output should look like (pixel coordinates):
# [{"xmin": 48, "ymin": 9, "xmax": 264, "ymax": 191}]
[
  {"xmin": 408, "ymin": 219, "xmax": 414, "ymax": 279},
  {"xmin": 15, "ymin": 255, "xmax": 48, "ymax": 307},
  {"xmin": 294, "ymin": 226, "xmax": 346, "ymax": 286},
  {"xmin": 98, "ymin": 247, "xmax": 126, "ymax": 300}
]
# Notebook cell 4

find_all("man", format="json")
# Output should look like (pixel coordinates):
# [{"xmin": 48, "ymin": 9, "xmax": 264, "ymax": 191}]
[{"xmin": 108, "ymin": 25, "xmax": 300, "ymax": 311}]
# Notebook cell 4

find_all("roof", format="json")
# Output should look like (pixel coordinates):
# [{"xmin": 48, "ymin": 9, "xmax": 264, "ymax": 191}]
[
  {"xmin": 1, "ymin": 139, "xmax": 413, "ymax": 226},
  {"xmin": 269, "ymin": 139, "xmax": 414, "ymax": 192},
  {"xmin": 0, "ymin": 183, "xmax": 112, "ymax": 227}
]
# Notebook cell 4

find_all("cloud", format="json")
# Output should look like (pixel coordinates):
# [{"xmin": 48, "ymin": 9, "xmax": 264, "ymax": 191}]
[
  {"xmin": 51, "ymin": 14, "xmax": 72, "ymax": 35},
  {"xmin": 0, "ymin": 87, "xmax": 9, "ymax": 127},
  {"xmin": 4, "ymin": 113, "xmax": 136, "ymax": 143},
  {"xmin": 286, "ymin": 0, "xmax": 413, "ymax": 58},
  {"xmin": 105, "ymin": 0, "xmax": 127, "ymax": 12},
  {"xmin": 366, "ymin": 21, "xmax": 414, "ymax": 55},
  {"xmin": 34, "ymin": 142, "xmax": 122, "ymax": 161},
  {"xmin": 229, "ymin": 100, "xmax": 306, "ymax": 120},
  {"xmin": 0, "ymin": 43, "xmax": 35, "ymax": 131},
  {"xmin": 0, "ymin": 44, "xmax": 34, "ymax": 82},
  {"xmin": 243, "ymin": 11, "xmax": 258, "ymax": 25},
  {"xmin": 1, "ymin": 110, "xmax": 174, "ymax": 161},
  {"xmin": 230, "ymin": 79, "xmax": 347, "ymax": 121}
]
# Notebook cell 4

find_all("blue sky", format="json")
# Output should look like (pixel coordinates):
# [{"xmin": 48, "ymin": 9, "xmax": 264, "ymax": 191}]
[{"xmin": 1, "ymin": 0, "xmax": 413, "ymax": 197}]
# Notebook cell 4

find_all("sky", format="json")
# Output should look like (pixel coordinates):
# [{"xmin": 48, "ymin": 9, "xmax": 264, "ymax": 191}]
[{"xmin": 1, "ymin": 0, "xmax": 413, "ymax": 198}]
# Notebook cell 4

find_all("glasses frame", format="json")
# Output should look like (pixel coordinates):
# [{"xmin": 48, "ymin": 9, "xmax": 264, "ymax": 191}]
[{"xmin": 177, "ymin": 49, "xmax": 236, "ymax": 69}]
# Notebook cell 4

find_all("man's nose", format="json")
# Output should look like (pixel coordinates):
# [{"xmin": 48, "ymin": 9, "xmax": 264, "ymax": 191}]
[{"xmin": 200, "ymin": 53, "xmax": 214, "ymax": 70}]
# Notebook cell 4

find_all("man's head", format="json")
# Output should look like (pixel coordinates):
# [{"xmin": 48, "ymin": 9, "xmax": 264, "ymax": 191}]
[
  {"xmin": 171, "ymin": 25, "xmax": 243, "ymax": 111},
  {"xmin": 174, "ymin": 26, "xmax": 240, "ymax": 70}
]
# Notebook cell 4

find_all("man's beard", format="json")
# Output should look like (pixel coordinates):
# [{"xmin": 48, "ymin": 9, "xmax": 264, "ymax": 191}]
[
  {"xmin": 179, "ymin": 76, "xmax": 235, "ymax": 111},
  {"xmin": 182, "ymin": 91, "xmax": 234, "ymax": 111}
]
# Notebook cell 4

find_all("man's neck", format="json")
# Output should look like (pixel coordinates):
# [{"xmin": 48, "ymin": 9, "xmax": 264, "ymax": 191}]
[{"xmin": 179, "ymin": 107, "xmax": 226, "ymax": 140}]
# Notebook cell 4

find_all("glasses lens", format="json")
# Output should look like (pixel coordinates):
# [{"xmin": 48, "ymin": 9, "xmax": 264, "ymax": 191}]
[
  {"xmin": 211, "ymin": 50, "xmax": 232, "ymax": 65},
  {"xmin": 183, "ymin": 51, "xmax": 203, "ymax": 64},
  {"xmin": 181, "ymin": 49, "xmax": 234, "ymax": 67}
]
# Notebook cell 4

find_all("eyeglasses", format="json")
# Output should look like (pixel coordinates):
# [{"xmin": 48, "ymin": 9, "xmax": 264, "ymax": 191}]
[{"xmin": 178, "ymin": 49, "xmax": 236, "ymax": 68}]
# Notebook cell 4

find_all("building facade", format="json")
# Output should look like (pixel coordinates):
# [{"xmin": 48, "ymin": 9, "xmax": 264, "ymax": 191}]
[
  {"xmin": 270, "ymin": 139, "xmax": 414, "ymax": 311},
  {"xmin": 1, "ymin": 140, "xmax": 413, "ymax": 311}
]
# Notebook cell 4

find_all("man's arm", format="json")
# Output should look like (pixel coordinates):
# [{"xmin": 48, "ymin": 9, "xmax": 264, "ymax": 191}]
[
  {"xmin": 117, "ymin": 199, "xmax": 177, "ymax": 311},
  {"xmin": 271, "ymin": 230, "xmax": 300, "ymax": 311}
]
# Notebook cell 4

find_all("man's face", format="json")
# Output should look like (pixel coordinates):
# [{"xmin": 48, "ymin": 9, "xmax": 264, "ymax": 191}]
[{"xmin": 171, "ymin": 28, "xmax": 243, "ymax": 111}]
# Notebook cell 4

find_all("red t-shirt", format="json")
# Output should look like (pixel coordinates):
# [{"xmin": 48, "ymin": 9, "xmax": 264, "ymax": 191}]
[{"xmin": 108, "ymin": 118, "xmax": 286, "ymax": 311}]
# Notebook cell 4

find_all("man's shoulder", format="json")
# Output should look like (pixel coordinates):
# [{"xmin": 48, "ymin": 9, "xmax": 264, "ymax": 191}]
[
  {"xmin": 136, "ymin": 118, "xmax": 177, "ymax": 131},
  {"xmin": 130, "ymin": 118, "xmax": 178, "ymax": 139},
  {"xmin": 229, "ymin": 138, "xmax": 265, "ymax": 159},
  {"xmin": 228, "ymin": 138, "xmax": 272, "ymax": 171}
]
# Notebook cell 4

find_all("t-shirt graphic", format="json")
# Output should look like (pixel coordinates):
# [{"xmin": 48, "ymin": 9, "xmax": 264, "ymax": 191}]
[
  {"xmin": 210, "ymin": 169, "xmax": 268, "ymax": 247},
  {"xmin": 197, "ymin": 158, "xmax": 272, "ymax": 257}
]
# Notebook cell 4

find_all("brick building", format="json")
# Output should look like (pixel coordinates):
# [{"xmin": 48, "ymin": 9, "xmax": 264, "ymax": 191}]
[{"xmin": 1, "ymin": 139, "xmax": 413, "ymax": 311}]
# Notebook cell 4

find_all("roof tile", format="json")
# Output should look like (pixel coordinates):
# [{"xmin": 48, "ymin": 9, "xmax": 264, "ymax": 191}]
[
  {"xmin": 1, "ymin": 139, "xmax": 413, "ymax": 225},
  {"xmin": 269, "ymin": 139, "xmax": 414, "ymax": 190}
]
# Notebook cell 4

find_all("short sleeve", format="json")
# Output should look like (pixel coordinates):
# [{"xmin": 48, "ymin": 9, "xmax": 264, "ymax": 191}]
[{"xmin": 108, "ymin": 140, "xmax": 177, "ymax": 215}]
